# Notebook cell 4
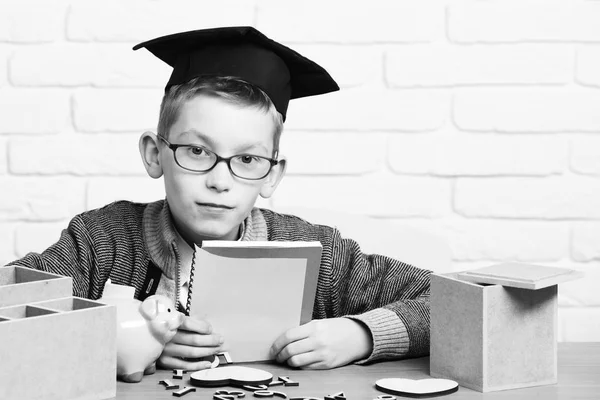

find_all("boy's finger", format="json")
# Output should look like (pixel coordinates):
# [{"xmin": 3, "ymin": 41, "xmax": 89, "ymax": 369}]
[
  {"xmin": 180, "ymin": 315, "xmax": 212, "ymax": 334},
  {"xmin": 270, "ymin": 324, "xmax": 311, "ymax": 358},
  {"xmin": 275, "ymin": 337, "xmax": 314, "ymax": 363},
  {"xmin": 157, "ymin": 355, "xmax": 212, "ymax": 371},
  {"xmin": 172, "ymin": 330, "xmax": 223, "ymax": 347},
  {"xmin": 163, "ymin": 342, "xmax": 223, "ymax": 359},
  {"xmin": 286, "ymin": 351, "xmax": 320, "ymax": 368}
]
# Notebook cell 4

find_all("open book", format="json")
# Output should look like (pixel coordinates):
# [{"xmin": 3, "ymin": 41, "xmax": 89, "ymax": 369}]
[{"xmin": 189, "ymin": 241, "xmax": 323, "ymax": 362}]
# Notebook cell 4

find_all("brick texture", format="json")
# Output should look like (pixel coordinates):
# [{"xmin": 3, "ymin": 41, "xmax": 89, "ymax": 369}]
[
  {"xmin": 73, "ymin": 89, "xmax": 161, "ymax": 132},
  {"xmin": 285, "ymin": 88, "xmax": 449, "ymax": 131},
  {"xmin": 291, "ymin": 45, "xmax": 383, "ymax": 88},
  {"xmin": 0, "ymin": 224, "xmax": 16, "ymax": 266},
  {"xmin": 0, "ymin": 0, "xmax": 598, "ymax": 341},
  {"xmin": 454, "ymin": 88, "xmax": 600, "ymax": 133},
  {"xmin": 454, "ymin": 176, "xmax": 600, "ymax": 219},
  {"xmin": 572, "ymin": 222, "xmax": 600, "ymax": 262},
  {"xmin": 272, "ymin": 174, "xmax": 452, "ymax": 218},
  {"xmin": 0, "ymin": 2, "xmax": 66, "ymax": 43},
  {"xmin": 67, "ymin": 1, "xmax": 255, "ymax": 42},
  {"xmin": 10, "ymin": 44, "xmax": 170, "ymax": 88},
  {"xmin": 0, "ymin": 177, "xmax": 86, "ymax": 221},
  {"xmin": 386, "ymin": 45, "xmax": 572, "ymax": 87},
  {"xmin": 576, "ymin": 46, "xmax": 600, "ymax": 87},
  {"xmin": 388, "ymin": 133, "xmax": 566, "ymax": 176},
  {"xmin": 0, "ymin": 90, "xmax": 70, "ymax": 134},
  {"xmin": 445, "ymin": 219, "xmax": 569, "ymax": 262},
  {"xmin": 281, "ymin": 131, "xmax": 386, "ymax": 175},
  {"xmin": 9, "ymin": 134, "xmax": 145, "ymax": 175},
  {"xmin": 0, "ymin": 47, "xmax": 8, "ymax": 87},
  {"xmin": 257, "ymin": 1, "xmax": 444, "ymax": 43},
  {"xmin": 0, "ymin": 138, "xmax": 7, "ymax": 175},
  {"xmin": 449, "ymin": 3, "xmax": 600, "ymax": 43},
  {"xmin": 571, "ymin": 136, "xmax": 600, "ymax": 176},
  {"xmin": 86, "ymin": 177, "xmax": 165, "ymax": 210}
]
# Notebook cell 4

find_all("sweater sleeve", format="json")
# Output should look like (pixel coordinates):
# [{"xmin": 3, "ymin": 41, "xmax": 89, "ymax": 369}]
[
  {"xmin": 313, "ymin": 227, "xmax": 431, "ymax": 363},
  {"xmin": 5, "ymin": 214, "xmax": 107, "ymax": 299}
]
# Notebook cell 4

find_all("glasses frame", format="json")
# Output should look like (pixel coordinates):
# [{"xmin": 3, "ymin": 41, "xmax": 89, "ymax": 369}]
[{"xmin": 157, "ymin": 135, "xmax": 279, "ymax": 181}]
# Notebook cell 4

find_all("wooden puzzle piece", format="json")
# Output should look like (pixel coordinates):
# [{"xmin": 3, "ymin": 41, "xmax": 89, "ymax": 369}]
[
  {"xmin": 190, "ymin": 366, "xmax": 273, "ymax": 388},
  {"xmin": 325, "ymin": 392, "xmax": 346, "ymax": 400},
  {"xmin": 289, "ymin": 397, "xmax": 322, "ymax": 400},
  {"xmin": 209, "ymin": 351, "xmax": 233, "ymax": 369},
  {"xmin": 253, "ymin": 390, "xmax": 287, "ymax": 398},
  {"xmin": 243, "ymin": 385, "xmax": 269, "ymax": 391},
  {"xmin": 375, "ymin": 395, "xmax": 396, "ymax": 400},
  {"xmin": 159, "ymin": 379, "xmax": 180, "ymax": 390},
  {"xmin": 278, "ymin": 376, "xmax": 299, "ymax": 387},
  {"xmin": 173, "ymin": 369, "xmax": 185, "ymax": 379},
  {"xmin": 218, "ymin": 351, "xmax": 233, "ymax": 364},
  {"xmin": 211, "ymin": 354, "xmax": 221, "ymax": 369},
  {"xmin": 268, "ymin": 380, "xmax": 284, "ymax": 387},
  {"xmin": 172, "ymin": 387, "xmax": 196, "ymax": 397},
  {"xmin": 375, "ymin": 378, "xmax": 458, "ymax": 398},
  {"xmin": 215, "ymin": 389, "xmax": 246, "ymax": 399}
]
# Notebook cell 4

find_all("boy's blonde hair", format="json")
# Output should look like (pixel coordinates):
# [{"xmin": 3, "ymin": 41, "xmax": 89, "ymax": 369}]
[{"xmin": 158, "ymin": 76, "xmax": 284, "ymax": 156}]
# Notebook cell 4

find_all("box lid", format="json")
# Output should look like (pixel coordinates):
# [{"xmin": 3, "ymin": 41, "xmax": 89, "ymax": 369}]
[{"xmin": 457, "ymin": 263, "xmax": 584, "ymax": 290}]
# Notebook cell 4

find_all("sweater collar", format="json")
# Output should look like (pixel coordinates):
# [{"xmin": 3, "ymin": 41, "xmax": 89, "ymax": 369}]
[{"xmin": 142, "ymin": 199, "xmax": 268, "ymax": 279}]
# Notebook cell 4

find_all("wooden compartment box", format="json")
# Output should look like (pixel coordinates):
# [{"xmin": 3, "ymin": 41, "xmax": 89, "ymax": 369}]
[
  {"xmin": 430, "ymin": 264, "xmax": 582, "ymax": 392},
  {"xmin": 0, "ymin": 297, "xmax": 116, "ymax": 400},
  {"xmin": 0, "ymin": 266, "xmax": 72, "ymax": 307}
]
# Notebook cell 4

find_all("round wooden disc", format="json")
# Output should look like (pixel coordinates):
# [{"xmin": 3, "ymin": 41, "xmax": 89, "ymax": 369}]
[
  {"xmin": 190, "ymin": 366, "xmax": 273, "ymax": 388},
  {"xmin": 375, "ymin": 378, "xmax": 459, "ymax": 398}
]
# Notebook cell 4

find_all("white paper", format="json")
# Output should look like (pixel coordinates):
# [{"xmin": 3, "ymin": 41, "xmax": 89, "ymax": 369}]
[{"xmin": 190, "ymin": 242, "xmax": 320, "ymax": 362}]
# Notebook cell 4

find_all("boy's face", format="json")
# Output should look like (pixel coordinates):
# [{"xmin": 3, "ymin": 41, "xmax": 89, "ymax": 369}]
[{"xmin": 140, "ymin": 94, "xmax": 286, "ymax": 245}]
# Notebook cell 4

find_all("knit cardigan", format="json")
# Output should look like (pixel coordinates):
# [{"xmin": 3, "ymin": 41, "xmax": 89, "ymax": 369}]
[{"xmin": 7, "ymin": 200, "xmax": 431, "ymax": 363}]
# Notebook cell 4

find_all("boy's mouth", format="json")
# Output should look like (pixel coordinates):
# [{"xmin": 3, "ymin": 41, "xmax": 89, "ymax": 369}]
[{"xmin": 196, "ymin": 202, "xmax": 234, "ymax": 210}]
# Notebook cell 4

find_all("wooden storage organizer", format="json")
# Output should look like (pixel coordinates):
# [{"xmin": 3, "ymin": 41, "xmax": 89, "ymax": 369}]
[
  {"xmin": 0, "ymin": 266, "xmax": 116, "ymax": 400},
  {"xmin": 430, "ymin": 264, "xmax": 581, "ymax": 393}
]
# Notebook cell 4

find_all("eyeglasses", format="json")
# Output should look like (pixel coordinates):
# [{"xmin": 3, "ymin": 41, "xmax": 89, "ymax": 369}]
[{"xmin": 158, "ymin": 135, "xmax": 279, "ymax": 180}]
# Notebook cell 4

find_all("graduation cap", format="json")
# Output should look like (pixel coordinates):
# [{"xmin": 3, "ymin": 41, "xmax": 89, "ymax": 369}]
[{"xmin": 133, "ymin": 26, "xmax": 339, "ymax": 121}]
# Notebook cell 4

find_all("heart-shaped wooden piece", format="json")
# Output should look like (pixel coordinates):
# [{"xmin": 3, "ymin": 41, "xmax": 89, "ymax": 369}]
[
  {"xmin": 190, "ymin": 366, "xmax": 273, "ymax": 388},
  {"xmin": 375, "ymin": 378, "xmax": 458, "ymax": 398}
]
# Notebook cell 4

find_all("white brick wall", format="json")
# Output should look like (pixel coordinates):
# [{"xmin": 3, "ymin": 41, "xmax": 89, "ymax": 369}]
[
  {"xmin": 0, "ymin": 2, "xmax": 66, "ymax": 43},
  {"xmin": 0, "ymin": 48, "xmax": 8, "ymax": 88},
  {"xmin": 448, "ymin": 2, "xmax": 600, "ymax": 43},
  {"xmin": 577, "ymin": 46, "xmax": 600, "ymax": 87},
  {"xmin": 0, "ymin": 90, "xmax": 71, "ymax": 134},
  {"xmin": 1, "ymin": 0, "xmax": 598, "ymax": 342},
  {"xmin": 285, "ymin": 88, "xmax": 449, "ymax": 131},
  {"xmin": 454, "ymin": 88, "xmax": 600, "ymax": 132},
  {"xmin": 571, "ymin": 136, "xmax": 600, "ymax": 175},
  {"xmin": 455, "ymin": 176, "xmax": 600, "ymax": 219},
  {"xmin": 386, "ymin": 45, "xmax": 572, "ymax": 87}
]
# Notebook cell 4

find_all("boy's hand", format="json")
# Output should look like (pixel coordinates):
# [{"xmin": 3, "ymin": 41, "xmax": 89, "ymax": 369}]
[
  {"xmin": 157, "ymin": 315, "xmax": 224, "ymax": 371},
  {"xmin": 270, "ymin": 318, "xmax": 373, "ymax": 369}
]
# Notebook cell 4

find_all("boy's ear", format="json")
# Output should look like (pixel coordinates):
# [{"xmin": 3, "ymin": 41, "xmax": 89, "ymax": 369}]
[
  {"xmin": 259, "ymin": 156, "xmax": 287, "ymax": 199},
  {"xmin": 139, "ymin": 131, "xmax": 163, "ymax": 179}
]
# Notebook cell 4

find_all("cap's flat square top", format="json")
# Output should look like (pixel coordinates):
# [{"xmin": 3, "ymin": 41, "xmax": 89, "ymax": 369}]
[{"xmin": 457, "ymin": 263, "xmax": 584, "ymax": 290}]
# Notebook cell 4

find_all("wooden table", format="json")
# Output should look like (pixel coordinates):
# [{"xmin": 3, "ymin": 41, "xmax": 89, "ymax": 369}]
[{"xmin": 113, "ymin": 343, "xmax": 600, "ymax": 399}]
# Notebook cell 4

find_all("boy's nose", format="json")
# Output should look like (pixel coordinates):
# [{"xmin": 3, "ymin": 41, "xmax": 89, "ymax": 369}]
[{"xmin": 205, "ymin": 160, "xmax": 233, "ymax": 192}]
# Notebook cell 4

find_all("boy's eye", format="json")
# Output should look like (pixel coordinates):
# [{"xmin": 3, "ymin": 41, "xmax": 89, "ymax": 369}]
[
  {"xmin": 191, "ymin": 147, "xmax": 205, "ymax": 155},
  {"xmin": 239, "ymin": 155, "xmax": 257, "ymax": 164}
]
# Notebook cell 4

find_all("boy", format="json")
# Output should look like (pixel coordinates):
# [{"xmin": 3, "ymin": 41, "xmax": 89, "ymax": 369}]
[{"xmin": 6, "ymin": 27, "xmax": 430, "ymax": 371}]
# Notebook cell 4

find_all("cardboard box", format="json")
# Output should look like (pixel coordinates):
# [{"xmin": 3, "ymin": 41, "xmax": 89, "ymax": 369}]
[
  {"xmin": 0, "ymin": 269, "xmax": 116, "ymax": 400},
  {"xmin": 0, "ymin": 266, "xmax": 72, "ymax": 307},
  {"xmin": 430, "ymin": 263, "xmax": 582, "ymax": 392}
]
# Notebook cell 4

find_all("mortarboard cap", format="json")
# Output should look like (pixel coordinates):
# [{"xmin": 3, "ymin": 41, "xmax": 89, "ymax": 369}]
[{"xmin": 133, "ymin": 26, "xmax": 339, "ymax": 121}]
